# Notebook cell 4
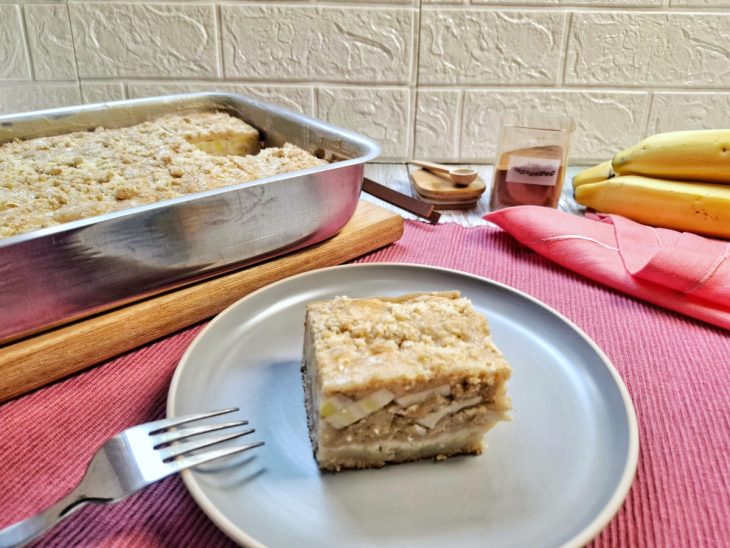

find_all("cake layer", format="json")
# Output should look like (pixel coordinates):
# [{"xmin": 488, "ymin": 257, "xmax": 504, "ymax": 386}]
[
  {"xmin": 316, "ymin": 428, "xmax": 489, "ymax": 472},
  {"xmin": 318, "ymin": 402, "xmax": 507, "ymax": 448}
]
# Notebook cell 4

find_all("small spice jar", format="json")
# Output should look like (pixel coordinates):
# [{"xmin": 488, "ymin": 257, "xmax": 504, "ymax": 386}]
[{"xmin": 489, "ymin": 111, "xmax": 575, "ymax": 211}]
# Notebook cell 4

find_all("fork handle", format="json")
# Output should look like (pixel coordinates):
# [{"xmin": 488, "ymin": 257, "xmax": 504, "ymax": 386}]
[{"xmin": 0, "ymin": 490, "xmax": 92, "ymax": 548}]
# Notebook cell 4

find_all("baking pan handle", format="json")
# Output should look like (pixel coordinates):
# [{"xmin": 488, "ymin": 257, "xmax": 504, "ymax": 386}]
[{"xmin": 362, "ymin": 178, "xmax": 440, "ymax": 224}]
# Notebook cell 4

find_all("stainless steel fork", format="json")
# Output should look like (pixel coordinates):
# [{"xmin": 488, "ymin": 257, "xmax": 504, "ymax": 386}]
[{"xmin": 0, "ymin": 408, "xmax": 263, "ymax": 548}]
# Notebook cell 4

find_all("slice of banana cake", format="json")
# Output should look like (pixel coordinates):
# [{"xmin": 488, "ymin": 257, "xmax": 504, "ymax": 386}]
[{"xmin": 301, "ymin": 291, "xmax": 512, "ymax": 472}]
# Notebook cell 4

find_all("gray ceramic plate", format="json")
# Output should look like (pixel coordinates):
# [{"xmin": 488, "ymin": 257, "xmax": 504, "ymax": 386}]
[{"xmin": 167, "ymin": 263, "xmax": 638, "ymax": 548}]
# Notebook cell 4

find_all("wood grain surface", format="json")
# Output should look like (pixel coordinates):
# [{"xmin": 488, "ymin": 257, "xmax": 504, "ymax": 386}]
[
  {"xmin": 0, "ymin": 200, "xmax": 403, "ymax": 403},
  {"xmin": 410, "ymin": 168, "xmax": 485, "ymax": 201}
]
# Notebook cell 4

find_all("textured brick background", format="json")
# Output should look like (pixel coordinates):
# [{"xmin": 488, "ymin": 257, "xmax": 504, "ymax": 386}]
[{"xmin": 1, "ymin": 0, "xmax": 729, "ymax": 163}]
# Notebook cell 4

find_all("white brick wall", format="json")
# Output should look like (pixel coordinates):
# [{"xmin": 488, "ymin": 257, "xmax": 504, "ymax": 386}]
[{"xmin": 1, "ymin": 1, "xmax": 729, "ymax": 164}]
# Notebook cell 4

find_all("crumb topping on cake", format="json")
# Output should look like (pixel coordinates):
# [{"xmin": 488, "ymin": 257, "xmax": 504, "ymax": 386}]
[
  {"xmin": 0, "ymin": 111, "xmax": 326, "ymax": 238},
  {"xmin": 306, "ymin": 292, "xmax": 509, "ymax": 394}
]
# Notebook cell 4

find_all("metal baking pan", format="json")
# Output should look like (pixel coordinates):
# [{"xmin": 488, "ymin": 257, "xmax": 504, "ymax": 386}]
[{"xmin": 0, "ymin": 93, "xmax": 380, "ymax": 344}]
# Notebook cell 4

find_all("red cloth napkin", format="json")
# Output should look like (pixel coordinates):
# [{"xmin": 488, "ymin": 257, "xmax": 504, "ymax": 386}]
[{"xmin": 485, "ymin": 206, "xmax": 730, "ymax": 330}]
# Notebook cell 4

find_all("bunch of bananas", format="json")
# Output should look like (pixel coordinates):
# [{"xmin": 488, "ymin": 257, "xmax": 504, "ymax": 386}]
[{"xmin": 572, "ymin": 130, "xmax": 730, "ymax": 238}]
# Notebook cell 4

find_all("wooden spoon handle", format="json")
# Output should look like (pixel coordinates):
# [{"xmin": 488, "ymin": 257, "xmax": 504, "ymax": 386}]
[{"xmin": 410, "ymin": 160, "xmax": 449, "ymax": 175}]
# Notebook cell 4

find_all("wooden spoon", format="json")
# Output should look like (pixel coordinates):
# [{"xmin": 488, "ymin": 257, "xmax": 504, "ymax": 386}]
[{"xmin": 409, "ymin": 160, "xmax": 478, "ymax": 187}]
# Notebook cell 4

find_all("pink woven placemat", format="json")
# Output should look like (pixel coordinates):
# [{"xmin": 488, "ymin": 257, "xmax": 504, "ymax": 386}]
[{"xmin": 1, "ymin": 221, "xmax": 728, "ymax": 547}]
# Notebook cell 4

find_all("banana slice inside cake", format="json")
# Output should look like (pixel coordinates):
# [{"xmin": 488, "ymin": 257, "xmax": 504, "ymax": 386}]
[{"xmin": 301, "ymin": 291, "xmax": 512, "ymax": 472}]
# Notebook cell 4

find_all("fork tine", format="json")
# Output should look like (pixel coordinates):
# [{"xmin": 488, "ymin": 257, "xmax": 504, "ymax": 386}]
[
  {"xmin": 146, "ymin": 407, "xmax": 239, "ymax": 434},
  {"xmin": 158, "ymin": 429, "xmax": 256, "ymax": 462},
  {"xmin": 168, "ymin": 442, "xmax": 265, "ymax": 473},
  {"xmin": 152, "ymin": 420, "xmax": 249, "ymax": 447}
]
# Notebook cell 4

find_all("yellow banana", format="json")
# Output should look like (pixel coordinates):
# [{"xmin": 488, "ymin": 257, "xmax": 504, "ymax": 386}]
[
  {"xmin": 612, "ymin": 129, "xmax": 730, "ymax": 183},
  {"xmin": 574, "ymin": 175, "xmax": 730, "ymax": 238},
  {"xmin": 572, "ymin": 160, "xmax": 614, "ymax": 188}
]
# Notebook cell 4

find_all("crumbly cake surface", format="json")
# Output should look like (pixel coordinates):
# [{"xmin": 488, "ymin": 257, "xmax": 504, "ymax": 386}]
[
  {"xmin": 302, "ymin": 291, "xmax": 512, "ymax": 472},
  {"xmin": 306, "ymin": 291, "xmax": 510, "ymax": 395},
  {"xmin": 156, "ymin": 112, "xmax": 260, "ymax": 156},
  {"xmin": 0, "ymin": 111, "xmax": 326, "ymax": 238}
]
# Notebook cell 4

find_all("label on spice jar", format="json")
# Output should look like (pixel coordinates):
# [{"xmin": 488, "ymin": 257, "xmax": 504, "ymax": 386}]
[{"xmin": 506, "ymin": 156, "xmax": 561, "ymax": 186}]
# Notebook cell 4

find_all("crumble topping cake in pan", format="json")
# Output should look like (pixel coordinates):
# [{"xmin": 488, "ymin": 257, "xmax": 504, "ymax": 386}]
[
  {"xmin": 0, "ymin": 111, "xmax": 325, "ymax": 238},
  {"xmin": 301, "ymin": 291, "xmax": 512, "ymax": 472},
  {"xmin": 0, "ymin": 93, "xmax": 380, "ymax": 345}
]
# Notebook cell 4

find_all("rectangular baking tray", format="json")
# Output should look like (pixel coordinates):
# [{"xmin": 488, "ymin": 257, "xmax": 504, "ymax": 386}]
[{"xmin": 0, "ymin": 93, "xmax": 380, "ymax": 344}]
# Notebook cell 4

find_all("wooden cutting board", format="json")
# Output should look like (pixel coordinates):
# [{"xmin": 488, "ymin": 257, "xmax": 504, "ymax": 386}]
[{"xmin": 0, "ymin": 200, "xmax": 403, "ymax": 403}]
